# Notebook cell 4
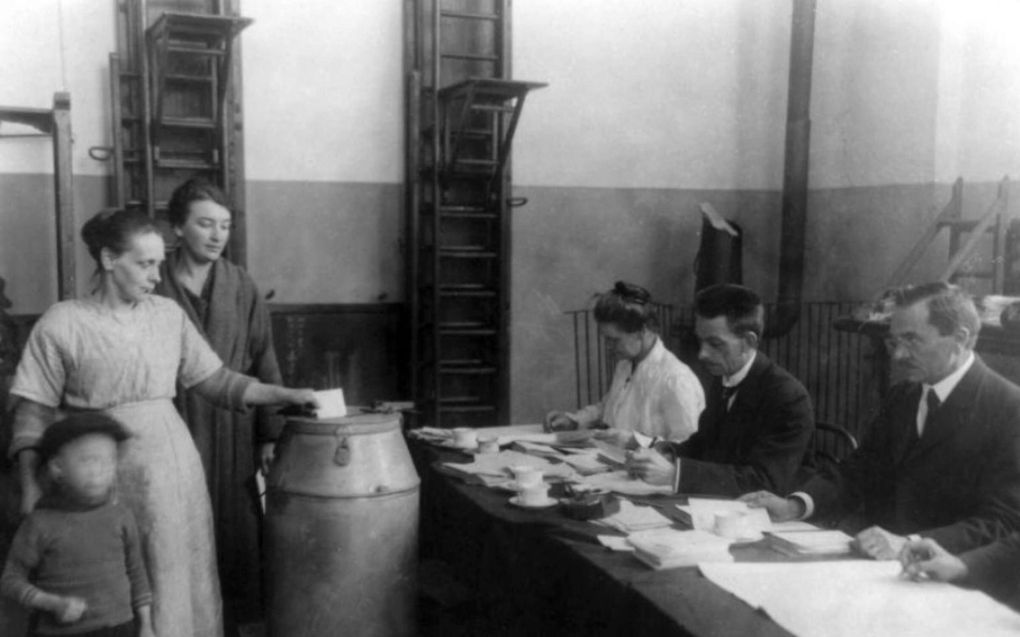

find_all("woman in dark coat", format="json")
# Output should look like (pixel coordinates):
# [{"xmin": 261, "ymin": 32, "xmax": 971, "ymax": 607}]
[{"xmin": 156, "ymin": 179, "xmax": 284, "ymax": 631}]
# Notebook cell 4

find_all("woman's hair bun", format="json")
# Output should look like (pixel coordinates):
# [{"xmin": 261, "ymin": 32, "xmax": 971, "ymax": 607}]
[
  {"xmin": 80, "ymin": 208, "xmax": 158, "ymax": 265},
  {"xmin": 613, "ymin": 281, "xmax": 651, "ymax": 305},
  {"xmin": 81, "ymin": 209, "xmax": 120, "ymax": 262}
]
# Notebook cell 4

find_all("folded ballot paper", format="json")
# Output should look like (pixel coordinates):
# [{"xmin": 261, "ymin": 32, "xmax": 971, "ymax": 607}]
[
  {"xmin": 626, "ymin": 528, "xmax": 735, "ymax": 570},
  {"xmin": 313, "ymin": 388, "xmax": 347, "ymax": 419}
]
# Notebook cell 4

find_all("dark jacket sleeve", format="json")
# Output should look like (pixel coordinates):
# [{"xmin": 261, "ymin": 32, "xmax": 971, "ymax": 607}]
[
  {"xmin": 960, "ymin": 532, "xmax": 1020, "ymax": 603},
  {"xmin": 244, "ymin": 278, "xmax": 285, "ymax": 443},
  {"xmin": 798, "ymin": 391, "xmax": 899, "ymax": 521},
  {"xmin": 922, "ymin": 409, "xmax": 1020, "ymax": 554}
]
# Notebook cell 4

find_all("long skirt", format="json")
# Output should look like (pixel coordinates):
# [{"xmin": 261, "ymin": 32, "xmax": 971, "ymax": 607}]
[{"xmin": 108, "ymin": 399, "xmax": 222, "ymax": 637}]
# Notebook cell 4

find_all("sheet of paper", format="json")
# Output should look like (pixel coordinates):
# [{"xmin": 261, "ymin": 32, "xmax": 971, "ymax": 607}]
[
  {"xmin": 590, "ymin": 439, "xmax": 627, "ymax": 466},
  {"xmin": 699, "ymin": 560, "xmax": 1020, "ymax": 637},
  {"xmin": 593, "ymin": 499, "xmax": 673, "ymax": 533},
  {"xmin": 597, "ymin": 535, "xmax": 635, "ymax": 552},
  {"xmin": 313, "ymin": 388, "xmax": 347, "ymax": 419},
  {"xmin": 558, "ymin": 450, "xmax": 614, "ymax": 475},
  {"xmin": 768, "ymin": 530, "xmax": 853, "ymax": 554},
  {"xmin": 576, "ymin": 470, "xmax": 674, "ymax": 496},
  {"xmin": 512, "ymin": 440, "xmax": 566, "ymax": 458},
  {"xmin": 770, "ymin": 520, "xmax": 821, "ymax": 532},
  {"xmin": 440, "ymin": 450, "xmax": 577, "ymax": 482}
]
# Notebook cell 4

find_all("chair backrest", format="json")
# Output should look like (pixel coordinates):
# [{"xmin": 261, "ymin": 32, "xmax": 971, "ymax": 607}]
[{"xmin": 812, "ymin": 421, "xmax": 859, "ymax": 468}]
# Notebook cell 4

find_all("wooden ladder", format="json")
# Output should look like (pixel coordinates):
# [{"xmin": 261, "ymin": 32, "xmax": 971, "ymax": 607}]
[
  {"xmin": 107, "ymin": 0, "xmax": 250, "ymax": 264},
  {"xmin": 887, "ymin": 176, "xmax": 1013, "ymax": 294},
  {"xmin": 404, "ymin": 0, "xmax": 546, "ymax": 429}
]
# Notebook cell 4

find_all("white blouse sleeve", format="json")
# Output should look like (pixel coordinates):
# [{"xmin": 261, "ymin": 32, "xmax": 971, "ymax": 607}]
[{"xmin": 658, "ymin": 368, "xmax": 704, "ymax": 442}]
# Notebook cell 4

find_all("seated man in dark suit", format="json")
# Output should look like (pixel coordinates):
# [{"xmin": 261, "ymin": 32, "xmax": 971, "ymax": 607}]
[
  {"xmin": 742, "ymin": 282, "xmax": 1020, "ymax": 560},
  {"xmin": 627, "ymin": 284, "xmax": 815, "ymax": 497}
]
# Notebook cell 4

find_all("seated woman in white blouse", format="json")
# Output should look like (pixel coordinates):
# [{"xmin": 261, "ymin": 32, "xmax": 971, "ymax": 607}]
[{"xmin": 545, "ymin": 281, "xmax": 704, "ymax": 447}]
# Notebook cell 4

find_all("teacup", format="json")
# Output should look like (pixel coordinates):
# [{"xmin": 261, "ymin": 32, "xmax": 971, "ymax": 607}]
[
  {"xmin": 518, "ymin": 483, "xmax": 550, "ymax": 506},
  {"xmin": 452, "ymin": 427, "xmax": 478, "ymax": 449},
  {"xmin": 714, "ymin": 511, "xmax": 747, "ymax": 539},
  {"xmin": 510, "ymin": 465, "xmax": 544, "ymax": 490},
  {"xmin": 477, "ymin": 435, "xmax": 499, "ymax": 455}
]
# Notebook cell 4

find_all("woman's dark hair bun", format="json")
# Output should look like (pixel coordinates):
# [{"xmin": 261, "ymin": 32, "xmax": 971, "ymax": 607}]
[
  {"xmin": 81, "ymin": 209, "xmax": 119, "ymax": 263},
  {"xmin": 613, "ymin": 281, "xmax": 651, "ymax": 305},
  {"xmin": 80, "ymin": 208, "xmax": 159, "ymax": 265}
]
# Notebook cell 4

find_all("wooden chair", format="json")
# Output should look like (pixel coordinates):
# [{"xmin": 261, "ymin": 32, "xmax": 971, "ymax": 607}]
[{"xmin": 812, "ymin": 421, "xmax": 859, "ymax": 469}]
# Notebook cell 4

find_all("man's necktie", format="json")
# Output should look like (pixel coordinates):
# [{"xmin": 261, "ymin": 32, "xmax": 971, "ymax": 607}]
[
  {"xmin": 722, "ymin": 385, "xmax": 738, "ymax": 411},
  {"xmin": 918, "ymin": 387, "xmax": 941, "ymax": 437}
]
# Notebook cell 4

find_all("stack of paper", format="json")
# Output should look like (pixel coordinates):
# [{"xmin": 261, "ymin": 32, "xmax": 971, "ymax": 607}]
[
  {"xmin": 763, "ymin": 530, "xmax": 854, "ymax": 556},
  {"xmin": 510, "ymin": 440, "xmax": 565, "ymax": 459},
  {"xmin": 593, "ymin": 499, "xmax": 673, "ymax": 533},
  {"xmin": 627, "ymin": 528, "xmax": 734, "ymax": 570}
]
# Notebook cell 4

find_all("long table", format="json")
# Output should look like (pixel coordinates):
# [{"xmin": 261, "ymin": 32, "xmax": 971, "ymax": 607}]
[{"xmin": 412, "ymin": 442, "xmax": 797, "ymax": 637}]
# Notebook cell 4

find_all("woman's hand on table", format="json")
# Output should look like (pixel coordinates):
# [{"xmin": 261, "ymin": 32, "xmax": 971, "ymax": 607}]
[
  {"xmin": 544, "ymin": 411, "xmax": 578, "ymax": 432},
  {"xmin": 898, "ymin": 537, "xmax": 968, "ymax": 582},
  {"xmin": 738, "ymin": 490, "xmax": 804, "ymax": 522},
  {"xmin": 625, "ymin": 448, "xmax": 676, "ymax": 486}
]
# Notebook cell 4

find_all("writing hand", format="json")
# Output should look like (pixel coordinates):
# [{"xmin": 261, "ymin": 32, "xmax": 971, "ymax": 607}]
[
  {"xmin": 899, "ymin": 537, "xmax": 968, "ymax": 582},
  {"xmin": 854, "ymin": 526, "xmax": 906, "ymax": 560},
  {"xmin": 625, "ymin": 448, "xmax": 675, "ymax": 486},
  {"xmin": 738, "ymin": 490, "xmax": 804, "ymax": 522}
]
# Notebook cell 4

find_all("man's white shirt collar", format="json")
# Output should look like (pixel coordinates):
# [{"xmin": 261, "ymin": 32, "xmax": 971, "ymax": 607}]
[
  {"xmin": 926, "ymin": 351, "xmax": 975, "ymax": 403},
  {"xmin": 723, "ymin": 351, "xmax": 757, "ymax": 388}
]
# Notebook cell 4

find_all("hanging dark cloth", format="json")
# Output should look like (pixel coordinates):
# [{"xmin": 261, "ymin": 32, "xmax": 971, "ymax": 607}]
[{"xmin": 156, "ymin": 250, "xmax": 284, "ymax": 624}]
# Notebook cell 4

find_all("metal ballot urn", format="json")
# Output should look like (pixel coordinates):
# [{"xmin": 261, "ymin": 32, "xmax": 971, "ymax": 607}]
[{"xmin": 265, "ymin": 412, "xmax": 419, "ymax": 637}]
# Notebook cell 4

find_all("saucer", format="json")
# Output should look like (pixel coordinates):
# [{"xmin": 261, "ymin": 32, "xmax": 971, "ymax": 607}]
[{"xmin": 509, "ymin": 495, "xmax": 558, "ymax": 509}]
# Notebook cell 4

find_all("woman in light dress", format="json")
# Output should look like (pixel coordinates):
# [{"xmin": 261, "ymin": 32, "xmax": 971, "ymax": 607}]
[
  {"xmin": 8, "ymin": 208, "xmax": 316, "ymax": 637},
  {"xmin": 545, "ymin": 281, "xmax": 704, "ymax": 447}
]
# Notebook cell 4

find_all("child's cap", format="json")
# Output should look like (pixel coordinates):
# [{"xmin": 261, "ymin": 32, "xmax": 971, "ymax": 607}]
[{"xmin": 37, "ymin": 413, "xmax": 130, "ymax": 462}]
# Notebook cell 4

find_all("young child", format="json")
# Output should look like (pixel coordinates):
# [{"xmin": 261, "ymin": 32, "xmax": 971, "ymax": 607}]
[{"xmin": 0, "ymin": 413, "xmax": 154, "ymax": 637}]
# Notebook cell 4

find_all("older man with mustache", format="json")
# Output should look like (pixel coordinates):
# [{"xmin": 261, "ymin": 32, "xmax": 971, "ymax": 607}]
[{"xmin": 742, "ymin": 282, "xmax": 1020, "ymax": 560}]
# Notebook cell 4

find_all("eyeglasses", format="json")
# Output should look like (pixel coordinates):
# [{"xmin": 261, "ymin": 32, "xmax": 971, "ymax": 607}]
[{"xmin": 883, "ymin": 334, "xmax": 926, "ymax": 353}]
